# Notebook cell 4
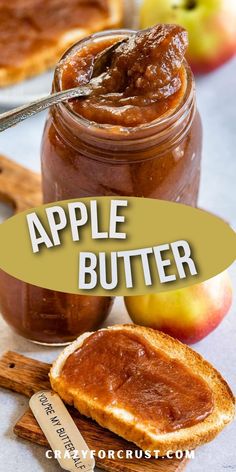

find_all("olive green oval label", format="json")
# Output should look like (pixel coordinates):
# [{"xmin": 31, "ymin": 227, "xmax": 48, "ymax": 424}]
[{"xmin": 0, "ymin": 197, "xmax": 235, "ymax": 295}]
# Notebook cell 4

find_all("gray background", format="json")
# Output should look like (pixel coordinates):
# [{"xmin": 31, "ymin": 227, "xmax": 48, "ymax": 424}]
[{"xmin": 0, "ymin": 18, "xmax": 235, "ymax": 472}]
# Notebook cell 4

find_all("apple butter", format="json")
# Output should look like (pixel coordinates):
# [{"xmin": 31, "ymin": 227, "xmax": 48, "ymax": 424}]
[
  {"xmin": 61, "ymin": 330, "xmax": 214, "ymax": 433},
  {"xmin": 42, "ymin": 27, "xmax": 202, "ymax": 204},
  {"xmin": 0, "ymin": 272, "xmax": 113, "ymax": 345},
  {"xmin": 61, "ymin": 24, "xmax": 188, "ymax": 126}
]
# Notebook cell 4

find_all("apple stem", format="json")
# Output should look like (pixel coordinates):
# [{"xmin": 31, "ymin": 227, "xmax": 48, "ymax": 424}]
[
  {"xmin": 185, "ymin": 0, "xmax": 196, "ymax": 9},
  {"xmin": 171, "ymin": 0, "xmax": 196, "ymax": 10}
]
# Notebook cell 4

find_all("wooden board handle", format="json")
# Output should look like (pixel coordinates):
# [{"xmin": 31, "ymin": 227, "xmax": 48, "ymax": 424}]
[
  {"xmin": 0, "ymin": 351, "xmax": 188, "ymax": 472},
  {"xmin": 0, "ymin": 154, "xmax": 41, "ymax": 213},
  {"xmin": 0, "ymin": 351, "xmax": 50, "ymax": 397}
]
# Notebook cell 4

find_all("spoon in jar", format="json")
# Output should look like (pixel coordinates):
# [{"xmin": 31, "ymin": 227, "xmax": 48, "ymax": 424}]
[{"xmin": 0, "ymin": 38, "xmax": 127, "ymax": 133}]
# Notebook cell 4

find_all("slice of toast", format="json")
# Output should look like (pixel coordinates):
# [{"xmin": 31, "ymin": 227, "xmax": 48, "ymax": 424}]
[
  {"xmin": 50, "ymin": 324, "xmax": 235, "ymax": 456},
  {"xmin": 0, "ymin": 0, "xmax": 123, "ymax": 87}
]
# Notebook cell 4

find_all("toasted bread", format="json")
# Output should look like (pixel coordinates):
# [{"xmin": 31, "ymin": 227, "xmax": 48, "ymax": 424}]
[
  {"xmin": 0, "ymin": 0, "xmax": 123, "ymax": 87},
  {"xmin": 50, "ymin": 324, "xmax": 235, "ymax": 456}
]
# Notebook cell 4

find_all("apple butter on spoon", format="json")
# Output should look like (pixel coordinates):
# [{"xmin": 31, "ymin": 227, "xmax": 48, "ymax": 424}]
[{"xmin": 61, "ymin": 24, "xmax": 189, "ymax": 126}]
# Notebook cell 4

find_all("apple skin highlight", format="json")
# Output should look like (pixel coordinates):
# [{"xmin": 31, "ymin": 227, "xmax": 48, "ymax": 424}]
[{"xmin": 125, "ymin": 271, "xmax": 233, "ymax": 344}]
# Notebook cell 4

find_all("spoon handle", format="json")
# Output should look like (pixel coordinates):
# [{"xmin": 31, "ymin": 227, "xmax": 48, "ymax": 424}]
[{"xmin": 0, "ymin": 86, "xmax": 91, "ymax": 132}]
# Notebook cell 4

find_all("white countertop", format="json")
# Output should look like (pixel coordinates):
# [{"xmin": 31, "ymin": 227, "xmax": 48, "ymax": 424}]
[{"xmin": 0, "ymin": 49, "xmax": 235, "ymax": 472}]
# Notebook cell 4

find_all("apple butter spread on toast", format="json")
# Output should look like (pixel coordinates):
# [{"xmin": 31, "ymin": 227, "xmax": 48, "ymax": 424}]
[{"xmin": 50, "ymin": 325, "xmax": 235, "ymax": 456}]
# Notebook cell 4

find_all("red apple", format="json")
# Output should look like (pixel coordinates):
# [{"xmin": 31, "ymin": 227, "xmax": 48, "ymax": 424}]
[
  {"xmin": 140, "ymin": 0, "xmax": 236, "ymax": 73},
  {"xmin": 124, "ymin": 271, "xmax": 233, "ymax": 344}
]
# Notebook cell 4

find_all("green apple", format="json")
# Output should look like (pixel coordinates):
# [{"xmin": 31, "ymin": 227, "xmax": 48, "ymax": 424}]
[{"xmin": 140, "ymin": 0, "xmax": 236, "ymax": 72}]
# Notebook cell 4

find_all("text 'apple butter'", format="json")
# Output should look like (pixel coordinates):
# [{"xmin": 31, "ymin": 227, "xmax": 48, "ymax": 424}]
[{"xmin": 60, "ymin": 330, "xmax": 214, "ymax": 433}]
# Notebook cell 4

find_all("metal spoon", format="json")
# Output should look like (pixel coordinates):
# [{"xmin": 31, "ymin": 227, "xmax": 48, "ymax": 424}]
[{"xmin": 0, "ymin": 39, "xmax": 126, "ymax": 133}]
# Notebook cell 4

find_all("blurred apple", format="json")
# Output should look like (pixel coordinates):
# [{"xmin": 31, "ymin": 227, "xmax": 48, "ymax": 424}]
[
  {"xmin": 140, "ymin": 0, "xmax": 236, "ymax": 73},
  {"xmin": 124, "ymin": 271, "xmax": 233, "ymax": 344}
]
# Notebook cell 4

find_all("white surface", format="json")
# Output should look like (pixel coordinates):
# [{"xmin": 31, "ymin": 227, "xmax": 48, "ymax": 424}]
[
  {"xmin": 0, "ymin": 18, "xmax": 236, "ymax": 472},
  {"xmin": 0, "ymin": 71, "xmax": 53, "ymax": 107}
]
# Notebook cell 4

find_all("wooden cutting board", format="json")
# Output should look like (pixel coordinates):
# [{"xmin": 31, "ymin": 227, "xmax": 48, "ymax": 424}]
[{"xmin": 0, "ymin": 351, "xmax": 188, "ymax": 472}]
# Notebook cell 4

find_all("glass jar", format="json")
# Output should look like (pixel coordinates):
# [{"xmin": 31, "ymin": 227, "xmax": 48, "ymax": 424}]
[
  {"xmin": 0, "ymin": 29, "xmax": 202, "ymax": 345},
  {"xmin": 0, "ymin": 273, "xmax": 113, "ymax": 345},
  {"xmin": 42, "ymin": 30, "xmax": 202, "ymax": 205}
]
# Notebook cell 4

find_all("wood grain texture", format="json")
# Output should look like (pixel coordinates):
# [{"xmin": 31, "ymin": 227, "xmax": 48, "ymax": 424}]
[
  {"xmin": 0, "ymin": 154, "xmax": 41, "ymax": 213},
  {"xmin": 0, "ymin": 351, "xmax": 188, "ymax": 472},
  {"xmin": 0, "ymin": 351, "xmax": 50, "ymax": 397}
]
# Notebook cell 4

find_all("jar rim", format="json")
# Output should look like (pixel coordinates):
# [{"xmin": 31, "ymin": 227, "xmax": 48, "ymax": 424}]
[{"xmin": 54, "ymin": 28, "xmax": 195, "ymax": 141}]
